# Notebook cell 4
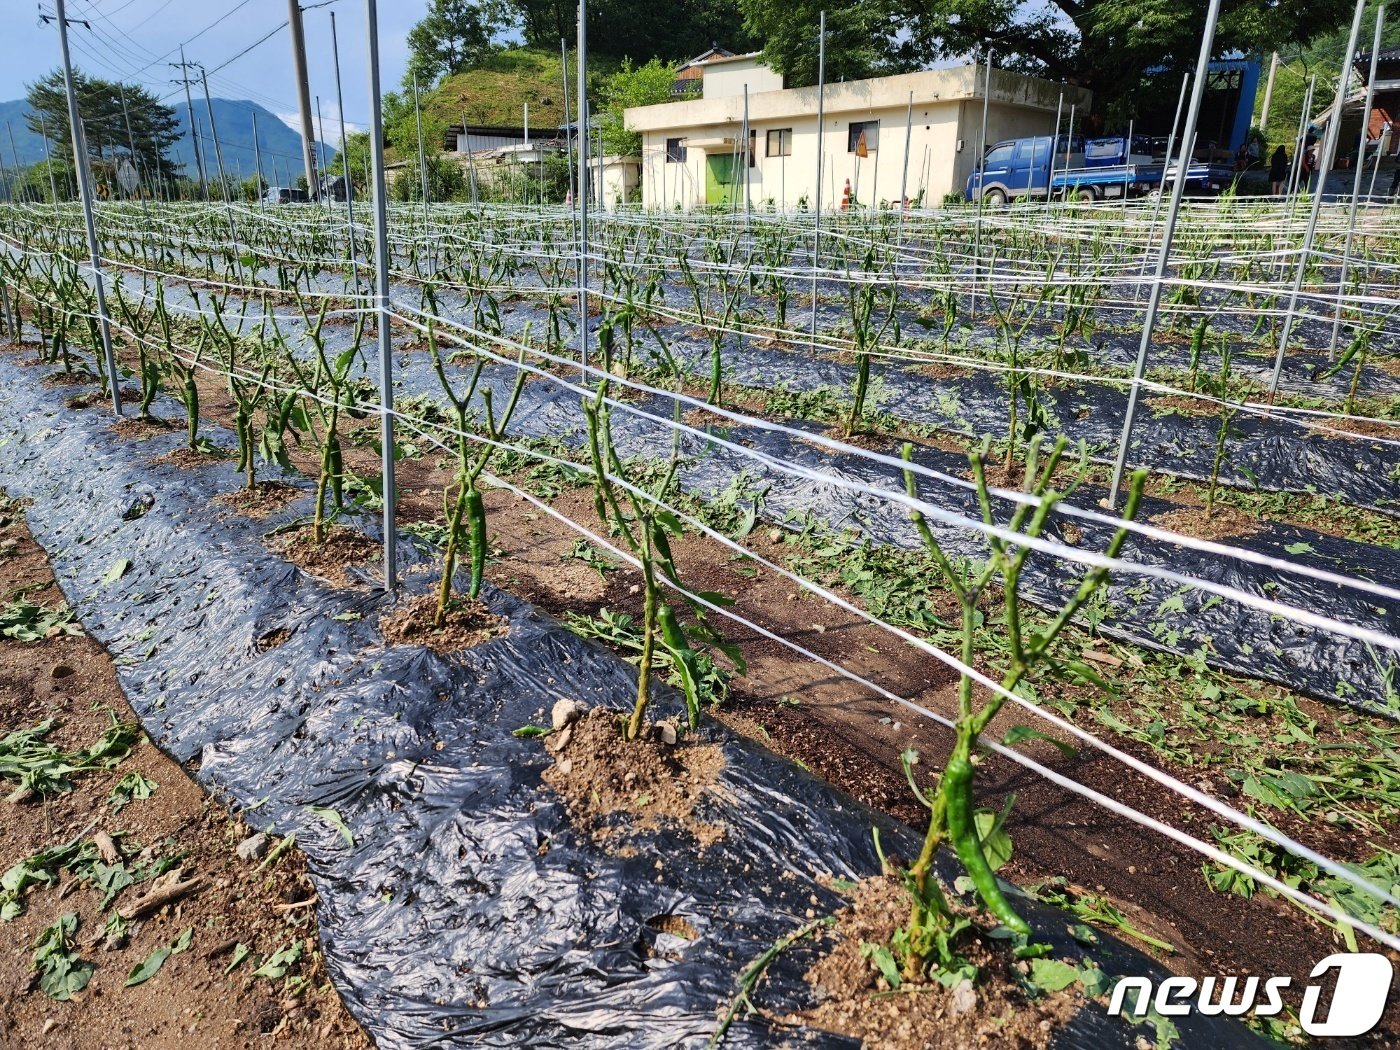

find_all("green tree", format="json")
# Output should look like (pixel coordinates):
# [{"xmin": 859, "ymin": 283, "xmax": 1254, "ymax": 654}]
[
  {"xmin": 406, "ymin": 0, "xmax": 507, "ymax": 86},
  {"xmin": 391, "ymin": 152, "xmax": 469, "ymax": 202},
  {"xmin": 11, "ymin": 158, "xmax": 74, "ymax": 202},
  {"xmin": 326, "ymin": 130, "xmax": 372, "ymax": 193},
  {"xmin": 740, "ymin": 0, "xmax": 1356, "ymax": 111},
  {"xmin": 599, "ymin": 59, "xmax": 682, "ymax": 155},
  {"xmin": 24, "ymin": 70, "xmax": 181, "ymax": 188},
  {"xmin": 509, "ymin": 0, "xmax": 757, "ymax": 61}
]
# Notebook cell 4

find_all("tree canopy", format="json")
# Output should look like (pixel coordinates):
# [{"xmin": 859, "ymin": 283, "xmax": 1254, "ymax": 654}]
[
  {"xmin": 24, "ymin": 70, "xmax": 181, "ymax": 186},
  {"xmin": 405, "ymin": 0, "xmax": 507, "ymax": 86},
  {"xmin": 740, "ymin": 0, "xmax": 1357, "ymax": 110}
]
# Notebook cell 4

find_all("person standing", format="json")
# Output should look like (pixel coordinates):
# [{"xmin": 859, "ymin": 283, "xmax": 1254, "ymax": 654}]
[{"xmin": 1270, "ymin": 145, "xmax": 1288, "ymax": 195}]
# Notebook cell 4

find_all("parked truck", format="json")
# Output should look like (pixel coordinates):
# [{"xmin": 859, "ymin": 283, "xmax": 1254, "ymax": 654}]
[{"xmin": 965, "ymin": 135, "xmax": 1228, "ymax": 203}]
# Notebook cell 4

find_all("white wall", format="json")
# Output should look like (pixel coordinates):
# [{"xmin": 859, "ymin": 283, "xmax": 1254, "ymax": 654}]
[
  {"xmin": 702, "ymin": 57, "xmax": 784, "ymax": 100},
  {"xmin": 638, "ymin": 99, "xmax": 1062, "ymax": 210}
]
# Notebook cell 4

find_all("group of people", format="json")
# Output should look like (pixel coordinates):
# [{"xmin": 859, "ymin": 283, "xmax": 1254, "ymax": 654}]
[{"xmin": 1262, "ymin": 126, "xmax": 1400, "ymax": 196}]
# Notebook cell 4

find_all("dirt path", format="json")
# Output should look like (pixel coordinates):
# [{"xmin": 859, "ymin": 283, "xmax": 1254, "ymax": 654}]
[{"xmin": 0, "ymin": 488, "xmax": 372, "ymax": 1049}]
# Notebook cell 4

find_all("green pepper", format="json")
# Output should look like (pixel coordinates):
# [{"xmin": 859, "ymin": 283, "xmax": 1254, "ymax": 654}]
[
  {"xmin": 944, "ymin": 754, "xmax": 1031, "ymax": 936},
  {"xmin": 466, "ymin": 485, "xmax": 486, "ymax": 599}
]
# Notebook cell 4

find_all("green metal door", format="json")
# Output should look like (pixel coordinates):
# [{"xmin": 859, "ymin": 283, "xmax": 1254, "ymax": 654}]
[{"xmin": 706, "ymin": 154, "xmax": 738, "ymax": 205}]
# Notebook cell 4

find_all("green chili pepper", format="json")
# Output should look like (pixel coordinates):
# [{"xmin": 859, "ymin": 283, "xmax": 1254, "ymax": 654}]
[
  {"xmin": 944, "ymin": 754, "xmax": 1031, "ymax": 936},
  {"xmin": 466, "ymin": 485, "xmax": 486, "ymax": 599}
]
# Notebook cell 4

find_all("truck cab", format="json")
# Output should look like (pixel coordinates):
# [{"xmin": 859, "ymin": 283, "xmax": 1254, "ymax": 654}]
[{"xmin": 966, "ymin": 136, "xmax": 1065, "ymax": 204}]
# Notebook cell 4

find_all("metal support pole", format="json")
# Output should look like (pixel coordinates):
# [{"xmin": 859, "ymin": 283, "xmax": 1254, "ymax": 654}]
[
  {"xmin": 252, "ymin": 109, "xmax": 265, "ymax": 209},
  {"xmin": 364, "ymin": 0, "xmax": 397, "ymax": 592},
  {"xmin": 54, "ymin": 0, "xmax": 121, "ymax": 415},
  {"xmin": 1267, "ymin": 0, "xmax": 1367, "ymax": 397},
  {"xmin": 413, "ymin": 73, "xmax": 432, "ymax": 271},
  {"xmin": 969, "ymin": 54, "xmax": 992, "ymax": 318},
  {"xmin": 576, "ymin": 0, "xmax": 589, "ymax": 373},
  {"xmin": 117, "ymin": 85, "xmax": 148, "ymax": 214},
  {"xmin": 288, "ymin": 0, "xmax": 320, "ymax": 198},
  {"xmin": 1046, "ymin": 92, "xmax": 1062, "ymax": 214},
  {"xmin": 742, "ymin": 83, "xmax": 751, "ymax": 228},
  {"xmin": 897, "ymin": 91, "xmax": 913, "ymax": 247},
  {"xmin": 1107, "ymin": 0, "xmax": 1224, "ymax": 508},
  {"xmin": 810, "ymin": 10, "xmax": 826, "ymax": 345},
  {"xmin": 1287, "ymin": 77, "xmax": 1316, "ymax": 203},
  {"xmin": 177, "ymin": 47, "xmax": 208, "ymax": 197},
  {"xmin": 38, "ymin": 113, "xmax": 60, "ymax": 206},
  {"xmin": 1328, "ymin": 4, "xmax": 1385, "ymax": 355},
  {"xmin": 561, "ymin": 37, "xmax": 576, "ymax": 215},
  {"xmin": 1139, "ymin": 71, "xmax": 1191, "ymax": 298},
  {"xmin": 199, "ymin": 66, "xmax": 241, "ymax": 261},
  {"xmin": 330, "ymin": 10, "xmax": 360, "ymax": 292}
]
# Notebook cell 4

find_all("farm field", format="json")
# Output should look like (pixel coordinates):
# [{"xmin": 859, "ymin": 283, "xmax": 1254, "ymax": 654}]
[{"xmin": 1, "ymin": 194, "xmax": 1398, "ymax": 1048}]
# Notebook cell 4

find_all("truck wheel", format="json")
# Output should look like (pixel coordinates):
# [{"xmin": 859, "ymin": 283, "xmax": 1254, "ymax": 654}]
[
  {"xmin": 983, "ymin": 187, "xmax": 1007, "ymax": 207},
  {"xmin": 1076, "ymin": 187, "xmax": 1098, "ymax": 202}
]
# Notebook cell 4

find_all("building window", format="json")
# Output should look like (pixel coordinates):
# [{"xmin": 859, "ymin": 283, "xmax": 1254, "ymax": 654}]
[
  {"xmin": 749, "ymin": 129, "xmax": 757, "ymax": 167},
  {"xmin": 766, "ymin": 128, "xmax": 792, "ymax": 157},
  {"xmin": 665, "ymin": 137, "xmax": 687, "ymax": 163},
  {"xmin": 848, "ymin": 120, "xmax": 879, "ymax": 153}
]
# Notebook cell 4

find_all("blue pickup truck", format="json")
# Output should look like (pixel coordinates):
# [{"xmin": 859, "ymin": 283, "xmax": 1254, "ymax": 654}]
[{"xmin": 965, "ymin": 135, "xmax": 1227, "ymax": 203}]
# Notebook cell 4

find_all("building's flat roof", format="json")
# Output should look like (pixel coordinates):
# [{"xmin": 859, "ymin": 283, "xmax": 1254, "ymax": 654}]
[
  {"xmin": 625, "ymin": 63, "xmax": 1089, "ymax": 132},
  {"xmin": 698, "ymin": 51, "xmax": 763, "ymax": 67}
]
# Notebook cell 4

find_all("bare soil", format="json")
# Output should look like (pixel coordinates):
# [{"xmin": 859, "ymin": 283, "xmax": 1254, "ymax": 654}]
[
  {"xmin": 149, "ymin": 447, "xmax": 228, "ymax": 472},
  {"xmin": 1149, "ymin": 504, "xmax": 1262, "ymax": 541},
  {"xmin": 277, "ymin": 524, "xmax": 379, "ymax": 589},
  {"xmin": 377, "ymin": 592, "xmax": 508, "ymax": 653},
  {"xmin": 798, "ymin": 876, "xmax": 1079, "ymax": 1050},
  {"xmin": 214, "ymin": 481, "xmax": 303, "ymax": 519},
  {"xmin": 0, "ymin": 491, "xmax": 371, "ymax": 1050},
  {"xmin": 110, "ymin": 415, "xmax": 176, "ymax": 439},
  {"xmin": 542, "ymin": 707, "xmax": 726, "ymax": 849}
]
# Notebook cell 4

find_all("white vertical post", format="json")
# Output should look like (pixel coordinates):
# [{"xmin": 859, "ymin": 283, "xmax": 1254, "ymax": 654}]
[
  {"xmin": 1267, "ymin": 0, "xmax": 1368, "ymax": 397},
  {"xmin": 810, "ymin": 10, "xmax": 826, "ymax": 346},
  {"xmin": 969, "ymin": 54, "xmax": 992, "ymax": 318},
  {"xmin": 576, "ymin": 0, "xmax": 589, "ymax": 373},
  {"xmin": 1328, "ymin": 4, "xmax": 1385, "ymax": 355},
  {"xmin": 53, "ymin": 0, "xmax": 121, "ymax": 415},
  {"xmin": 897, "ymin": 91, "xmax": 913, "ymax": 247},
  {"xmin": 364, "ymin": 0, "xmax": 397, "ymax": 592},
  {"xmin": 1107, "ymin": 0, "xmax": 1225, "ymax": 507}
]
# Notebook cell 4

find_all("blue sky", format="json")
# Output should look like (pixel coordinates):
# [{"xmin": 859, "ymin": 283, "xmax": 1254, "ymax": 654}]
[{"xmin": 11, "ymin": 1, "xmax": 427, "ymax": 134}]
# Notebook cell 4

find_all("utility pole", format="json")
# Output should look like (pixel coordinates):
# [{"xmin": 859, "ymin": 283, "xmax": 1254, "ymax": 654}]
[
  {"xmin": 288, "ymin": 0, "xmax": 320, "ymax": 198},
  {"xmin": 174, "ymin": 47, "xmax": 208, "ymax": 197},
  {"xmin": 46, "ymin": 0, "xmax": 121, "ymax": 415},
  {"xmin": 1259, "ymin": 52, "xmax": 1280, "ymax": 133}
]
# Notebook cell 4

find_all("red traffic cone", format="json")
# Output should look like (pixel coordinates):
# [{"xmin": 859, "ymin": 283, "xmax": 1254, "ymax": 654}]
[
  {"xmin": 565, "ymin": 188, "xmax": 573, "ymax": 205},
  {"xmin": 840, "ymin": 178, "xmax": 852, "ymax": 210}
]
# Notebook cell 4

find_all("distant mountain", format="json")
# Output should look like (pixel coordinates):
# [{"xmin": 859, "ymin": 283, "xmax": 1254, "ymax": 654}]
[{"xmin": 0, "ymin": 97, "xmax": 333, "ymax": 183}]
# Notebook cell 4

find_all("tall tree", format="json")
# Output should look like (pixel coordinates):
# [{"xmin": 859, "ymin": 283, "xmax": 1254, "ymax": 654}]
[
  {"xmin": 740, "ymin": 0, "xmax": 1356, "ymax": 111},
  {"xmin": 510, "ymin": 0, "xmax": 757, "ymax": 61},
  {"xmin": 406, "ymin": 0, "xmax": 507, "ymax": 85},
  {"xmin": 24, "ymin": 70, "xmax": 181, "ymax": 187}
]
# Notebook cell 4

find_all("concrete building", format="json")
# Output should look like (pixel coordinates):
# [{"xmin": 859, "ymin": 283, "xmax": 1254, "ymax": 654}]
[{"xmin": 624, "ymin": 55, "xmax": 1091, "ymax": 209}]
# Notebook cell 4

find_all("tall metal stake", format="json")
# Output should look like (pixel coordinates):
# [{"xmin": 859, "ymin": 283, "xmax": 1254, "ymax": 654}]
[
  {"xmin": 1327, "ymin": 4, "xmax": 1385, "ymax": 356},
  {"xmin": 576, "ymin": 0, "xmax": 590, "ymax": 374},
  {"xmin": 810, "ymin": 10, "xmax": 826, "ymax": 346},
  {"xmin": 1267, "ymin": 0, "xmax": 1368, "ymax": 398},
  {"xmin": 969, "ymin": 54, "xmax": 992, "ymax": 318},
  {"xmin": 330, "ymin": 10, "xmax": 360, "ymax": 292},
  {"xmin": 561, "ymin": 38, "xmax": 576, "ymax": 218},
  {"xmin": 897, "ymin": 91, "xmax": 913, "ymax": 247},
  {"xmin": 37, "ymin": 113, "xmax": 60, "ymax": 207},
  {"xmin": 54, "ymin": 0, "xmax": 120, "ymax": 415},
  {"xmin": 177, "ymin": 47, "xmax": 208, "ymax": 197},
  {"xmin": 1107, "ymin": 0, "xmax": 1224, "ymax": 507},
  {"xmin": 412, "ymin": 73, "xmax": 432, "ymax": 272},
  {"xmin": 364, "ymin": 0, "xmax": 397, "ymax": 592},
  {"xmin": 252, "ymin": 109, "xmax": 265, "ymax": 209}
]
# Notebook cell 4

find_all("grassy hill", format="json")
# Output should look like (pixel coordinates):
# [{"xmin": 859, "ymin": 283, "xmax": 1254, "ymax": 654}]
[{"xmin": 424, "ymin": 48, "xmax": 621, "ymax": 131}]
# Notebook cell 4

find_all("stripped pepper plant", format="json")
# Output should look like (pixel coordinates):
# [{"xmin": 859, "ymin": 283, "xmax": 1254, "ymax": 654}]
[{"xmin": 891, "ymin": 435, "xmax": 1147, "ymax": 981}]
